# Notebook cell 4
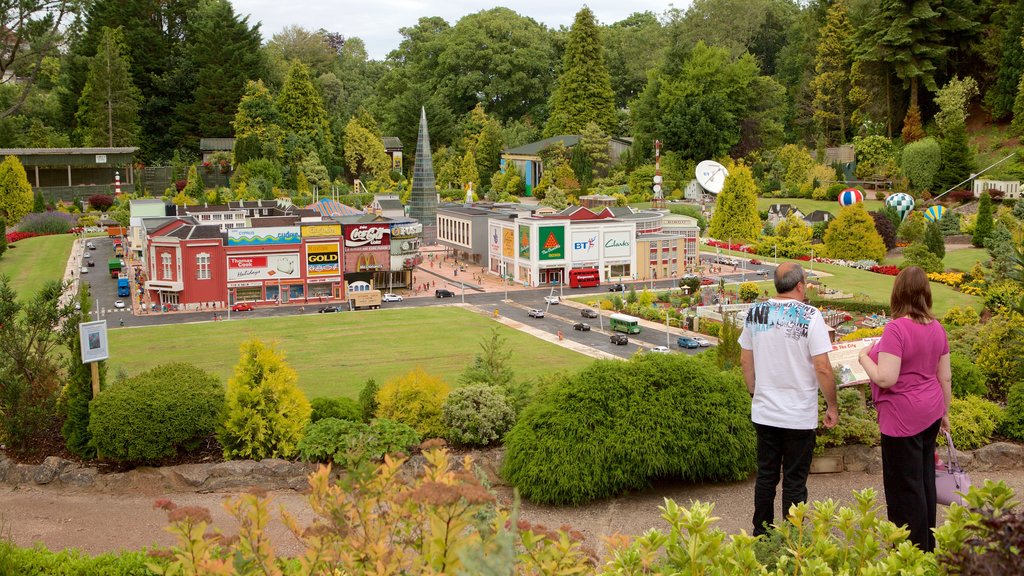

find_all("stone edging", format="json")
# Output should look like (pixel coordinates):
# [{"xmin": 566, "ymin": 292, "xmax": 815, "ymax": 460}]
[{"xmin": 819, "ymin": 442, "xmax": 1024, "ymax": 475}]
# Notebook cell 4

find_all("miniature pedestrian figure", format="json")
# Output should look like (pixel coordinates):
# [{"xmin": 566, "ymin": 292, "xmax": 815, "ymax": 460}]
[{"xmin": 119, "ymin": 318, "xmax": 124, "ymax": 327}]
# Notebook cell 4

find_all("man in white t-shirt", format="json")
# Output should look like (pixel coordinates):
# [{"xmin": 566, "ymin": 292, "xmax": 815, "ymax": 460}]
[{"xmin": 739, "ymin": 262, "xmax": 838, "ymax": 536}]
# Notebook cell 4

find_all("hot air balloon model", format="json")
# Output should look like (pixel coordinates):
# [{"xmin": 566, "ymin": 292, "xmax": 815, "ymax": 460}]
[
  {"xmin": 838, "ymin": 188, "xmax": 864, "ymax": 207},
  {"xmin": 924, "ymin": 205, "xmax": 946, "ymax": 223},
  {"xmin": 885, "ymin": 193, "xmax": 916, "ymax": 221}
]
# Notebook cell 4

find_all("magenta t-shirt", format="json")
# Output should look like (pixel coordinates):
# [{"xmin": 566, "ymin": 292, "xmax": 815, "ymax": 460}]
[{"xmin": 868, "ymin": 318, "xmax": 949, "ymax": 437}]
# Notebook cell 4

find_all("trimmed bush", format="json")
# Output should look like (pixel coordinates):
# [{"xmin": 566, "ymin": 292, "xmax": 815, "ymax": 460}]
[
  {"xmin": 441, "ymin": 384, "xmax": 516, "ymax": 446},
  {"xmin": 815, "ymin": 388, "xmax": 878, "ymax": 453},
  {"xmin": 376, "ymin": 367, "xmax": 449, "ymax": 438},
  {"xmin": 358, "ymin": 377, "xmax": 378, "ymax": 421},
  {"xmin": 943, "ymin": 395, "xmax": 1004, "ymax": 450},
  {"xmin": 950, "ymin": 352, "xmax": 987, "ymax": 398},
  {"xmin": 297, "ymin": 417, "xmax": 420, "ymax": 467},
  {"xmin": 901, "ymin": 137, "xmax": 941, "ymax": 192},
  {"xmin": 501, "ymin": 354, "xmax": 755, "ymax": 505},
  {"xmin": 1001, "ymin": 381, "xmax": 1024, "ymax": 441},
  {"xmin": 89, "ymin": 363, "xmax": 224, "ymax": 463},
  {"xmin": 310, "ymin": 396, "xmax": 361, "ymax": 423}
]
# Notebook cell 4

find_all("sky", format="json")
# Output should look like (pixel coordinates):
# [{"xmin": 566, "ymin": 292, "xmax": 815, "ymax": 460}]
[{"xmin": 231, "ymin": 1, "xmax": 682, "ymax": 61}]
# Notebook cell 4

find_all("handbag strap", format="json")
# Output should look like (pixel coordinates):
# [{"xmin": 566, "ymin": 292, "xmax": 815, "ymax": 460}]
[{"xmin": 944, "ymin": 430, "xmax": 961, "ymax": 472}]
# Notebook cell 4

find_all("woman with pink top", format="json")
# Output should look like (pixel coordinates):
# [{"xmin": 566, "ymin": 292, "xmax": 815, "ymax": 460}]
[{"xmin": 858, "ymin": 266, "xmax": 952, "ymax": 552}]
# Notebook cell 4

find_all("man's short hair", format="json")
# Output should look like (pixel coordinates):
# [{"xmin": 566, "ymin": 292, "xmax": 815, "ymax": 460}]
[{"xmin": 774, "ymin": 264, "xmax": 805, "ymax": 293}]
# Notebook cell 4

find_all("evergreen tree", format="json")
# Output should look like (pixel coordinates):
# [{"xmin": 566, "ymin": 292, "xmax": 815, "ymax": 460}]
[
  {"xmin": 974, "ymin": 190, "xmax": 994, "ymax": 247},
  {"xmin": 182, "ymin": 165, "xmax": 204, "ymax": 200},
  {"xmin": 459, "ymin": 328, "xmax": 514, "ymax": 389},
  {"xmin": 901, "ymin": 102, "xmax": 926, "ymax": 143},
  {"xmin": 925, "ymin": 221, "xmax": 946, "ymax": 259},
  {"xmin": 823, "ymin": 204, "xmax": 887, "ymax": 262},
  {"xmin": 32, "ymin": 189, "xmax": 44, "ymax": 213},
  {"xmin": 897, "ymin": 211, "xmax": 928, "ymax": 244},
  {"xmin": 460, "ymin": 150, "xmax": 479, "ymax": 190},
  {"xmin": 342, "ymin": 110, "xmax": 390, "ymax": 180},
  {"xmin": 277, "ymin": 62, "xmax": 334, "ymax": 164},
  {"xmin": 173, "ymin": 0, "xmax": 267, "ymax": 149},
  {"xmin": 708, "ymin": 163, "xmax": 761, "ymax": 244},
  {"xmin": 870, "ymin": 210, "xmax": 898, "ymax": 251},
  {"xmin": 939, "ymin": 208, "xmax": 962, "ymax": 236},
  {"xmin": 462, "ymin": 104, "xmax": 504, "ymax": 189},
  {"xmin": 59, "ymin": 288, "xmax": 103, "ymax": 459},
  {"xmin": 572, "ymin": 122, "xmax": 611, "ymax": 188},
  {"xmin": 0, "ymin": 156, "xmax": 34, "ymax": 225},
  {"xmin": 1014, "ymin": 60, "xmax": 1024, "ymax": 135},
  {"xmin": 297, "ymin": 151, "xmax": 330, "ymax": 190},
  {"xmin": 809, "ymin": 1, "xmax": 853, "ymax": 145},
  {"xmin": 74, "ymin": 27, "xmax": 142, "ymax": 147},
  {"xmin": 984, "ymin": 222, "xmax": 1015, "ymax": 280},
  {"xmin": 936, "ymin": 122, "xmax": 974, "ymax": 194},
  {"xmin": 985, "ymin": 2, "xmax": 1024, "ymax": 120},
  {"xmin": 544, "ymin": 7, "xmax": 617, "ymax": 137},
  {"xmin": 716, "ymin": 313, "xmax": 742, "ymax": 370}
]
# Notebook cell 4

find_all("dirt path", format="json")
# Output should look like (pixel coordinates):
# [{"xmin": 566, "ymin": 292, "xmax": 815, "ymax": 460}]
[{"xmin": 4, "ymin": 467, "xmax": 1023, "ymax": 557}]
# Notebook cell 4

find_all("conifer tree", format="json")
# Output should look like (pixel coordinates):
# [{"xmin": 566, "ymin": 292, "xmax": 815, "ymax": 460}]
[
  {"xmin": 277, "ymin": 61, "xmax": 334, "ymax": 163},
  {"xmin": 925, "ymin": 220, "xmax": 946, "ymax": 260},
  {"xmin": 32, "ymin": 189, "xmax": 44, "ymax": 213},
  {"xmin": 182, "ymin": 165, "xmax": 205, "ymax": 200},
  {"xmin": 544, "ymin": 7, "xmax": 617, "ymax": 137},
  {"xmin": 901, "ymin": 102, "xmax": 925, "ymax": 143},
  {"xmin": 75, "ymin": 26, "xmax": 142, "ymax": 147},
  {"xmin": 823, "ymin": 204, "xmax": 887, "ymax": 262},
  {"xmin": 0, "ymin": 156, "xmax": 34, "ymax": 225},
  {"xmin": 974, "ymin": 191, "xmax": 994, "ymax": 247},
  {"xmin": 460, "ymin": 150, "xmax": 479, "ymax": 190},
  {"xmin": 985, "ymin": 3, "xmax": 1024, "ymax": 120},
  {"xmin": 60, "ymin": 289, "xmax": 102, "ymax": 459},
  {"xmin": 463, "ymin": 104, "xmax": 504, "ymax": 189},
  {"xmin": 1014, "ymin": 56, "xmax": 1024, "ymax": 135},
  {"xmin": 810, "ymin": 2, "xmax": 853, "ymax": 145},
  {"xmin": 342, "ymin": 110, "xmax": 390, "ymax": 180},
  {"xmin": 934, "ymin": 76, "xmax": 978, "ymax": 194},
  {"xmin": 708, "ymin": 163, "xmax": 761, "ymax": 244},
  {"xmin": 0, "ymin": 217, "xmax": 7, "ymax": 259}
]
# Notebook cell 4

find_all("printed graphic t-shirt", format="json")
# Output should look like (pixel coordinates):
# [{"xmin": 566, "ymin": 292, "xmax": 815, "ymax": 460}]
[{"xmin": 738, "ymin": 299, "xmax": 833, "ymax": 430}]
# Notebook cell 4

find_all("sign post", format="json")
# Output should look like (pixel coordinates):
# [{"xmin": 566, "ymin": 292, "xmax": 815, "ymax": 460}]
[{"xmin": 78, "ymin": 320, "xmax": 109, "ymax": 397}]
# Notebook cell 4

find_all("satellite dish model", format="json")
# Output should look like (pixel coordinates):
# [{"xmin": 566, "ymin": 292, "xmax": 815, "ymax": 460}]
[{"xmin": 695, "ymin": 160, "xmax": 728, "ymax": 194}]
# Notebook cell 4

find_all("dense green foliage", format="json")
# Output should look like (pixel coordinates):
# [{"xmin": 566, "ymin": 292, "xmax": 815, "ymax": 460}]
[
  {"xmin": 297, "ymin": 417, "xmax": 420, "ymax": 467},
  {"xmin": 441, "ymin": 384, "xmax": 515, "ymax": 446},
  {"xmin": 502, "ymin": 354, "xmax": 755, "ymax": 505},
  {"xmin": 973, "ymin": 191, "xmax": 994, "ymax": 247},
  {"xmin": 59, "ymin": 290, "xmax": 103, "ymax": 459},
  {"xmin": 0, "ymin": 541, "xmax": 163, "ymax": 575},
  {"xmin": 358, "ymin": 377, "xmax": 378, "ymax": 421},
  {"xmin": 824, "ymin": 205, "xmax": 887, "ymax": 262},
  {"xmin": 89, "ymin": 363, "xmax": 223, "ymax": 463},
  {"xmin": 375, "ymin": 367, "xmax": 449, "ymax": 438},
  {"xmin": 708, "ymin": 163, "xmax": 761, "ymax": 243},
  {"xmin": 901, "ymin": 137, "xmax": 941, "ymax": 192},
  {"xmin": 945, "ymin": 395, "xmax": 1004, "ymax": 451},
  {"xmin": 949, "ymin": 352, "xmax": 988, "ymax": 398},
  {"xmin": 75, "ymin": 27, "xmax": 141, "ymax": 147},
  {"xmin": 544, "ymin": 7, "xmax": 617, "ymax": 137},
  {"xmin": 901, "ymin": 242, "xmax": 944, "ymax": 274},
  {"xmin": 219, "ymin": 338, "xmax": 312, "ymax": 460},
  {"xmin": 309, "ymin": 396, "xmax": 362, "ymax": 423},
  {"xmin": 0, "ymin": 156, "xmax": 33, "ymax": 225},
  {"xmin": 1002, "ymin": 381, "xmax": 1024, "ymax": 441},
  {"xmin": 815, "ymin": 388, "xmax": 878, "ymax": 453}
]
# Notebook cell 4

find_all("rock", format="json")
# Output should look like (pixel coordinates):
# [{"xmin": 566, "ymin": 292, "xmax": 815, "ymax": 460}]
[
  {"xmin": 59, "ymin": 466, "xmax": 98, "ymax": 488},
  {"xmin": 33, "ymin": 456, "xmax": 70, "ymax": 485},
  {"xmin": 841, "ymin": 445, "xmax": 879, "ymax": 473},
  {"xmin": 0, "ymin": 455, "xmax": 14, "ymax": 484},
  {"xmin": 255, "ymin": 458, "xmax": 294, "ymax": 477},
  {"xmin": 168, "ymin": 464, "xmax": 212, "ymax": 487},
  {"xmin": 972, "ymin": 443, "xmax": 1024, "ymax": 471},
  {"xmin": 287, "ymin": 475, "xmax": 310, "ymax": 491},
  {"xmin": 209, "ymin": 460, "xmax": 258, "ymax": 478}
]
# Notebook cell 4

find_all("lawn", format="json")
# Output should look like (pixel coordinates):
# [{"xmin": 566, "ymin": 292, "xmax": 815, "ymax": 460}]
[
  {"xmin": 887, "ymin": 247, "xmax": 988, "ymax": 272},
  {"xmin": 107, "ymin": 306, "xmax": 594, "ymax": 399},
  {"xmin": 756, "ymin": 197, "xmax": 886, "ymax": 216},
  {"xmin": 0, "ymin": 234, "xmax": 76, "ymax": 298}
]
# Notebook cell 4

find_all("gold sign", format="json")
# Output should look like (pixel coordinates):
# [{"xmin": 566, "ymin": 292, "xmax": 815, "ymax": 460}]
[
  {"xmin": 301, "ymin": 224, "xmax": 342, "ymax": 238},
  {"xmin": 502, "ymin": 228, "xmax": 514, "ymax": 258}
]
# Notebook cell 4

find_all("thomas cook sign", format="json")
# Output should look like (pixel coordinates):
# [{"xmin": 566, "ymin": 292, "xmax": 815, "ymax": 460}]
[{"xmin": 306, "ymin": 243, "xmax": 340, "ymax": 276}]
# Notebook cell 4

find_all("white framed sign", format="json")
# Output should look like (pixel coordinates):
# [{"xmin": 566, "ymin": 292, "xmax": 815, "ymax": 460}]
[{"xmin": 79, "ymin": 320, "xmax": 109, "ymax": 363}]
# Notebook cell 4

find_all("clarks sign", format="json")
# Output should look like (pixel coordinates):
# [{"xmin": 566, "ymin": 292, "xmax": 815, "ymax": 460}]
[{"xmin": 344, "ymin": 224, "xmax": 391, "ymax": 250}]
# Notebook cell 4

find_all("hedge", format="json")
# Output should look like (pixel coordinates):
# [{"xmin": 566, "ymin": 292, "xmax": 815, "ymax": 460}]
[{"xmin": 501, "ymin": 354, "xmax": 755, "ymax": 505}]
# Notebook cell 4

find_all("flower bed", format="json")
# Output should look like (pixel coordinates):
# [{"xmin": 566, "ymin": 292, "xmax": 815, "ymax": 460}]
[
  {"xmin": 5, "ymin": 231, "xmax": 46, "ymax": 243},
  {"xmin": 928, "ymin": 272, "xmax": 964, "ymax": 287},
  {"xmin": 869, "ymin": 265, "xmax": 900, "ymax": 276}
]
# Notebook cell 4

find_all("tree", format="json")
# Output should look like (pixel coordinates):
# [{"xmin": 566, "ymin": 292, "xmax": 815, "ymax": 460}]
[
  {"xmin": 172, "ymin": 0, "xmax": 266, "ymax": 148},
  {"xmin": 0, "ymin": 0, "xmax": 77, "ymax": 117},
  {"xmin": 901, "ymin": 241, "xmax": 944, "ymax": 273},
  {"xmin": 32, "ymin": 189, "xmax": 44, "ymax": 213},
  {"xmin": 342, "ymin": 110, "xmax": 390, "ymax": 180},
  {"xmin": 539, "ymin": 187, "xmax": 569, "ymax": 211},
  {"xmin": 572, "ymin": 122, "xmax": 611, "ymax": 187},
  {"xmin": 276, "ymin": 61, "xmax": 334, "ymax": 164},
  {"xmin": 544, "ymin": 7, "xmax": 617, "ymax": 137},
  {"xmin": 59, "ymin": 287, "xmax": 102, "ymax": 459},
  {"xmin": 974, "ymin": 191, "xmax": 994, "ymax": 247},
  {"xmin": 897, "ymin": 211, "xmax": 928, "ymax": 244},
  {"xmin": 376, "ymin": 367, "xmax": 450, "ymax": 439},
  {"xmin": 940, "ymin": 208, "xmax": 962, "ymax": 236},
  {"xmin": 182, "ymin": 165, "xmax": 204, "ymax": 200},
  {"xmin": 0, "ymin": 278, "xmax": 70, "ymax": 454},
  {"xmin": 297, "ymin": 151, "xmax": 330, "ymax": 190},
  {"xmin": 219, "ymin": 338, "xmax": 312, "ymax": 460},
  {"xmin": 0, "ymin": 155, "xmax": 34, "ymax": 224},
  {"xmin": 459, "ymin": 328, "xmax": 515, "ymax": 390},
  {"xmin": 708, "ymin": 163, "xmax": 761, "ymax": 244},
  {"xmin": 984, "ymin": 222, "xmax": 1015, "ymax": 280},
  {"xmin": 1015, "ymin": 64, "xmax": 1024, "ymax": 135},
  {"xmin": 925, "ymin": 221, "xmax": 946, "ymax": 259},
  {"xmin": 460, "ymin": 150, "xmax": 479, "ymax": 190},
  {"xmin": 985, "ymin": 2, "xmax": 1024, "ymax": 120},
  {"xmin": 716, "ymin": 313, "xmax": 742, "ymax": 370},
  {"xmin": 935, "ymin": 76, "xmax": 979, "ymax": 194},
  {"xmin": 0, "ymin": 218, "xmax": 6, "ymax": 258},
  {"xmin": 604, "ymin": 12, "xmax": 668, "ymax": 108},
  {"xmin": 809, "ymin": 2, "xmax": 853, "ymax": 145},
  {"xmin": 901, "ymin": 137, "xmax": 941, "ymax": 192},
  {"xmin": 870, "ymin": 210, "xmax": 898, "ymax": 251},
  {"xmin": 462, "ymin": 104, "xmax": 504, "ymax": 189},
  {"xmin": 823, "ymin": 205, "xmax": 887, "ymax": 262},
  {"xmin": 74, "ymin": 27, "xmax": 142, "ymax": 147}
]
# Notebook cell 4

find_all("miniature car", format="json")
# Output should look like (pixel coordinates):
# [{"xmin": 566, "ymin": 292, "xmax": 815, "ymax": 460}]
[
  {"xmin": 573, "ymin": 322, "xmax": 591, "ymax": 331},
  {"xmin": 650, "ymin": 346, "xmax": 671, "ymax": 353},
  {"xmin": 528, "ymin": 308, "xmax": 545, "ymax": 318},
  {"xmin": 382, "ymin": 293, "xmax": 403, "ymax": 302},
  {"xmin": 610, "ymin": 333, "xmax": 629, "ymax": 345},
  {"xmin": 435, "ymin": 289, "xmax": 455, "ymax": 298},
  {"xmin": 80, "ymin": 266, "xmax": 88, "ymax": 274},
  {"xmin": 608, "ymin": 283, "xmax": 627, "ymax": 292},
  {"xmin": 544, "ymin": 295, "xmax": 560, "ymax": 304},
  {"xmin": 581, "ymin": 308, "xmax": 599, "ymax": 318},
  {"xmin": 677, "ymin": 336, "xmax": 700, "ymax": 349},
  {"xmin": 231, "ymin": 302, "xmax": 254, "ymax": 312},
  {"xmin": 692, "ymin": 336, "xmax": 712, "ymax": 347},
  {"xmin": 318, "ymin": 305, "xmax": 340, "ymax": 313},
  {"xmin": 113, "ymin": 300, "xmax": 126, "ymax": 309}
]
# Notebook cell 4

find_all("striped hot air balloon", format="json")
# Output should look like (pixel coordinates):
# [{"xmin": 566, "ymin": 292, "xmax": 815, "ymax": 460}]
[
  {"xmin": 838, "ymin": 188, "xmax": 863, "ymax": 207},
  {"xmin": 924, "ymin": 205, "xmax": 946, "ymax": 223}
]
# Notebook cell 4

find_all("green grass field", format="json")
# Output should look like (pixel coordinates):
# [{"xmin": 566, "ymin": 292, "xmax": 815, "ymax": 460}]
[
  {"xmin": 107, "ymin": 307, "xmax": 594, "ymax": 399},
  {"xmin": 756, "ymin": 197, "xmax": 886, "ymax": 216},
  {"xmin": 0, "ymin": 234, "xmax": 76, "ymax": 298},
  {"xmin": 887, "ymin": 247, "xmax": 988, "ymax": 272}
]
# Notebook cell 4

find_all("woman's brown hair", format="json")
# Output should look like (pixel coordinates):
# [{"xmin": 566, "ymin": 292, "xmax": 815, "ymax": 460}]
[{"xmin": 890, "ymin": 266, "xmax": 934, "ymax": 322}]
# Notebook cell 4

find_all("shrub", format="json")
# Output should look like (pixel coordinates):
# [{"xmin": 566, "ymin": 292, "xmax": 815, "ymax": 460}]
[
  {"xmin": 839, "ymin": 327, "xmax": 884, "ymax": 341},
  {"xmin": 701, "ymin": 321, "xmax": 721, "ymax": 338},
  {"xmin": 950, "ymin": 352, "xmax": 987, "ymax": 398},
  {"xmin": 297, "ymin": 418, "xmax": 420, "ymax": 467},
  {"xmin": 310, "ymin": 396, "xmax": 361, "ymax": 423},
  {"xmin": 16, "ymin": 211, "xmax": 75, "ymax": 234},
  {"xmin": 1001, "ymin": 381, "xmax": 1024, "ymax": 441},
  {"xmin": 89, "ymin": 363, "xmax": 224, "ymax": 463},
  {"xmin": 975, "ymin": 314, "xmax": 1024, "ymax": 401},
  {"xmin": 441, "ymin": 384, "xmax": 516, "ymax": 446},
  {"xmin": 901, "ymin": 242, "xmax": 944, "ymax": 274},
  {"xmin": 943, "ymin": 306, "xmax": 979, "ymax": 327},
  {"xmin": 943, "ymin": 395, "xmax": 1004, "ymax": 450},
  {"xmin": 87, "ymin": 194, "xmax": 114, "ymax": 211},
  {"xmin": 0, "ymin": 542, "xmax": 163, "ymax": 574},
  {"xmin": 901, "ymin": 137, "xmax": 941, "ymax": 192},
  {"xmin": 358, "ymin": 377, "xmax": 378, "ymax": 421},
  {"xmin": 219, "ymin": 338, "xmax": 311, "ymax": 460},
  {"xmin": 739, "ymin": 282, "xmax": 760, "ymax": 302},
  {"xmin": 359, "ymin": 419, "xmax": 422, "ymax": 460},
  {"xmin": 815, "ymin": 388, "xmax": 879, "ymax": 453},
  {"xmin": 376, "ymin": 367, "xmax": 449, "ymax": 438},
  {"xmin": 982, "ymin": 279, "xmax": 1024, "ymax": 312},
  {"xmin": 502, "ymin": 354, "xmax": 755, "ymax": 505}
]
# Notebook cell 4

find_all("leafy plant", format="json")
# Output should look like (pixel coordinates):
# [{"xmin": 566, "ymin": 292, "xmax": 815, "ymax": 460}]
[
  {"xmin": 89, "ymin": 363, "xmax": 223, "ymax": 463},
  {"xmin": 297, "ymin": 417, "xmax": 368, "ymax": 464},
  {"xmin": 1000, "ymin": 381, "xmax": 1024, "ymax": 441},
  {"xmin": 815, "ymin": 388, "xmax": 879, "ymax": 453},
  {"xmin": 502, "ymin": 354, "xmax": 755, "ymax": 505},
  {"xmin": 309, "ymin": 396, "xmax": 361, "ymax": 423},
  {"xmin": 358, "ymin": 377, "xmax": 378, "ymax": 421},
  {"xmin": 943, "ymin": 395, "xmax": 1004, "ymax": 450},
  {"xmin": 441, "ymin": 384, "xmax": 515, "ymax": 446},
  {"xmin": 950, "ymin": 352, "xmax": 987, "ymax": 398},
  {"xmin": 375, "ymin": 367, "xmax": 450, "ymax": 438},
  {"xmin": 16, "ymin": 211, "xmax": 75, "ymax": 234}
]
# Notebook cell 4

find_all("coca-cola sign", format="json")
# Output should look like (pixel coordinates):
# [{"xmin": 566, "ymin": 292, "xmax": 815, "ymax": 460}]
[{"xmin": 344, "ymin": 224, "xmax": 391, "ymax": 250}]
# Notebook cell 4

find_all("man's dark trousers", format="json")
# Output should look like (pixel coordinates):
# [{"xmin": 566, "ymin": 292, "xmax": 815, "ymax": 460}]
[{"xmin": 752, "ymin": 422, "xmax": 817, "ymax": 536}]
